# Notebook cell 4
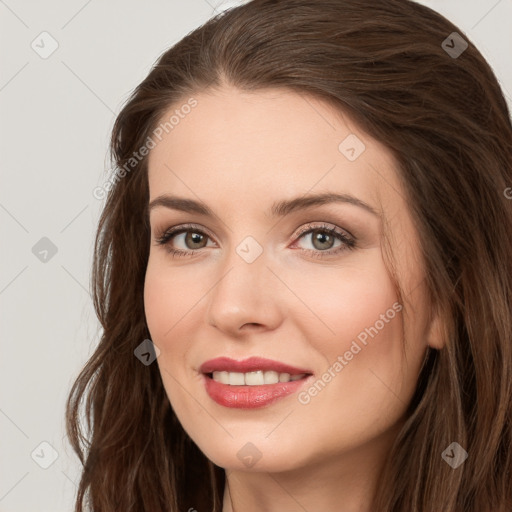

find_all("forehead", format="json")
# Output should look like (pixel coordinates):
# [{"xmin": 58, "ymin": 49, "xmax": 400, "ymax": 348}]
[{"xmin": 147, "ymin": 86, "xmax": 402, "ymax": 217}]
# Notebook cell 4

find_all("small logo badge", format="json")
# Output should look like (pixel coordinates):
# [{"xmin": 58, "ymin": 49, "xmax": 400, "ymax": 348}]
[
  {"xmin": 31, "ymin": 32, "xmax": 59, "ymax": 59},
  {"xmin": 442, "ymin": 442, "xmax": 468, "ymax": 469},
  {"xmin": 442, "ymin": 32, "xmax": 468, "ymax": 59}
]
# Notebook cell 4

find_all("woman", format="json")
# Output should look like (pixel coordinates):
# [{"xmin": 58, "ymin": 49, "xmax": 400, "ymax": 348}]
[{"xmin": 66, "ymin": 0, "xmax": 512, "ymax": 510}]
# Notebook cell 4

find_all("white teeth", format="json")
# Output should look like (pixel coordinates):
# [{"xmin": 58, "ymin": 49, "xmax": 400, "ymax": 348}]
[
  {"xmin": 216, "ymin": 371, "xmax": 230, "ymax": 384},
  {"xmin": 228, "ymin": 372, "xmax": 245, "ymax": 385},
  {"xmin": 211, "ymin": 370, "xmax": 307, "ymax": 385},
  {"xmin": 245, "ymin": 370, "xmax": 264, "ymax": 385},
  {"xmin": 263, "ymin": 371, "xmax": 279, "ymax": 384}
]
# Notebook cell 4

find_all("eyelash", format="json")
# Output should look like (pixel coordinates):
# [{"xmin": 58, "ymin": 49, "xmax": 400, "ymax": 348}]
[{"xmin": 154, "ymin": 222, "xmax": 356, "ymax": 259}]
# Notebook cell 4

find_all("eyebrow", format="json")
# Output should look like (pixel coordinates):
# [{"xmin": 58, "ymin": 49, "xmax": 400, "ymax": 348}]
[{"xmin": 147, "ymin": 192, "xmax": 380, "ymax": 218}]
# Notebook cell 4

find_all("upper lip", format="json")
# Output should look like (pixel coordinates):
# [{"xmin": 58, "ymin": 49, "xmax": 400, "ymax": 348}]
[{"xmin": 199, "ymin": 356, "xmax": 313, "ymax": 376}]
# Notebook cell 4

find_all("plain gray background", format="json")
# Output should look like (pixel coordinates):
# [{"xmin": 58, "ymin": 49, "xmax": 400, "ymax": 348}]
[{"xmin": 1, "ymin": 1, "xmax": 511, "ymax": 511}]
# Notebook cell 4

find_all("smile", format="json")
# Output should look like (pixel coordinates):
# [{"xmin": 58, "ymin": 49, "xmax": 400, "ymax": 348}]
[
  {"xmin": 199, "ymin": 356, "xmax": 314, "ymax": 408},
  {"xmin": 210, "ymin": 370, "xmax": 307, "ymax": 385}
]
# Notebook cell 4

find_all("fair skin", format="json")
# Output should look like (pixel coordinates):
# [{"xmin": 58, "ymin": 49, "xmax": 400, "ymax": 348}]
[{"xmin": 144, "ymin": 85, "xmax": 442, "ymax": 512}]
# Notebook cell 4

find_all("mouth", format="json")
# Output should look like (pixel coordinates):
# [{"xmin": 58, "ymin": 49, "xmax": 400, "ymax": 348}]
[
  {"xmin": 199, "ymin": 357, "xmax": 314, "ymax": 409},
  {"xmin": 204, "ymin": 370, "xmax": 310, "ymax": 385}
]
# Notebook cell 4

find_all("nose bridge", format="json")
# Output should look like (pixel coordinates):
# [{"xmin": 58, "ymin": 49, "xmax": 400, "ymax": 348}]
[
  {"xmin": 206, "ymin": 232, "xmax": 281, "ymax": 331},
  {"xmin": 213, "ymin": 233, "xmax": 268, "ymax": 305}
]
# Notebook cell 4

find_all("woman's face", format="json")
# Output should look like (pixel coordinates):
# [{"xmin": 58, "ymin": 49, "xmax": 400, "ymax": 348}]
[{"xmin": 144, "ymin": 86, "xmax": 440, "ymax": 472}]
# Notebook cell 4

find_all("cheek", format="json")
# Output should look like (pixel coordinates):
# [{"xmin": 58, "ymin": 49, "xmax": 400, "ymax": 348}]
[
  {"xmin": 143, "ymin": 261, "xmax": 197, "ymax": 415},
  {"xmin": 143, "ymin": 256, "xmax": 203, "ymax": 342},
  {"xmin": 143, "ymin": 260, "xmax": 195, "ymax": 384},
  {"xmin": 293, "ymin": 254, "xmax": 410, "ymax": 420},
  {"xmin": 284, "ymin": 251, "xmax": 399, "ymax": 346},
  {"xmin": 144, "ymin": 266, "xmax": 172, "ymax": 339}
]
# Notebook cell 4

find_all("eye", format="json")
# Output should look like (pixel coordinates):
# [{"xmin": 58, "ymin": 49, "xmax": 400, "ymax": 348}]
[
  {"xmin": 154, "ymin": 222, "xmax": 356, "ymax": 259},
  {"xmin": 154, "ymin": 223, "xmax": 213, "ymax": 257},
  {"xmin": 292, "ymin": 222, "xmax": 356, "ymax": 258}
]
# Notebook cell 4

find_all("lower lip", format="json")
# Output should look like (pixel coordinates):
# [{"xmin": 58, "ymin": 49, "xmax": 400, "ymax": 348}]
[{"xmin": 203, "ymin": 374, "xmax": 312, "ymax": 409}]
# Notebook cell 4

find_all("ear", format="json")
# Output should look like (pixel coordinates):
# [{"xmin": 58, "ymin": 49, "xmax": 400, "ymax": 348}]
[{"xmin": 425, "ymin": 303, "xmax": 445, "ymax": 350}]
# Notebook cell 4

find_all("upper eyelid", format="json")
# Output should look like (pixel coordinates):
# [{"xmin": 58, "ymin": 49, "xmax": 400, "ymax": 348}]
[
  {"xmin": 295, "ymin": 222, "xmax": 354, "ymax": 239},
  {"xmin": 157, "ymin": 223, "xmax": 214, "ymax": 239}
]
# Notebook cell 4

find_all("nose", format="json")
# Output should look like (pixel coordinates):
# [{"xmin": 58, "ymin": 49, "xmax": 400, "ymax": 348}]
[{"xmin": 205, "ymin": 245, "xmax": 284, "ymax": 337}]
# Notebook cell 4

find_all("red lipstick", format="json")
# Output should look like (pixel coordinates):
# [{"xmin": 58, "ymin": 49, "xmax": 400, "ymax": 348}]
[{"xmin": 199, "ymin": 356, "xmax": 313, "ymax": 409}]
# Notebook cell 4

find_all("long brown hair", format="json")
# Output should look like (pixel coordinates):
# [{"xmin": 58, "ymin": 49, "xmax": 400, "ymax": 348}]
[{"xmin": 66, "ymin": 0, "xmax": 512, "ymax": 510}]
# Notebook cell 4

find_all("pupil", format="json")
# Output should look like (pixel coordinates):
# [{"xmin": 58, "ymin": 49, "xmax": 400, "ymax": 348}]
[
  {"xmin": 188, "ymin": 232, "xmax": 204, "ymax": 248},
  {"xmin": 314, "ymin": 231, "xmax": 332, "ymax": 249}
]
